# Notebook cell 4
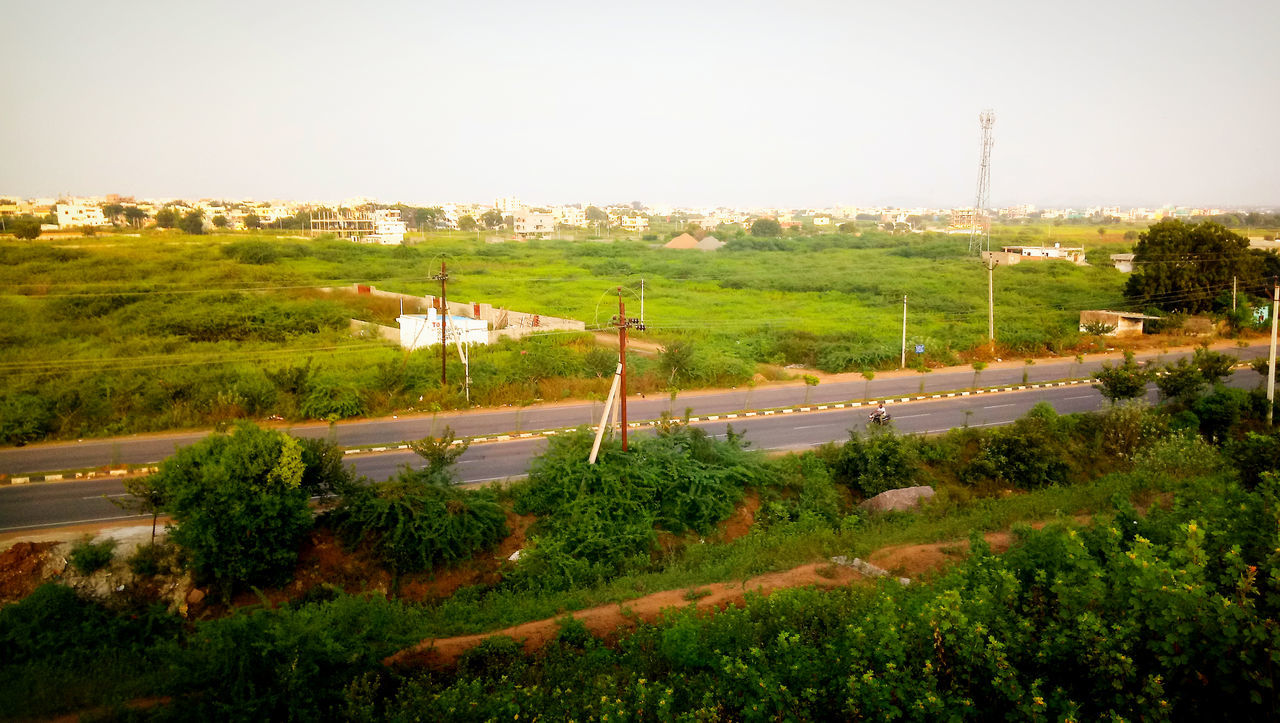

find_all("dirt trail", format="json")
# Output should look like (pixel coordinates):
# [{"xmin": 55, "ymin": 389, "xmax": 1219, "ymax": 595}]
[{"xmin": 385, "ymin": 529, "xmax": 1017, "ymax": 669}]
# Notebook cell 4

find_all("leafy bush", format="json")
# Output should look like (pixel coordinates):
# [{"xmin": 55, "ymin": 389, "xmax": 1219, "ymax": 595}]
[
  {"xmin": 329, "ymin": 479, "xmax": 507, "ymax": 574},
  {"xmin": 157, "ymin": 424, "xmax": 314, "ymax": 593},
  {"xmin": 68, "ymin": 537, "xmax": 117, "ymax": 575},
  {"xmin": 966, "ymin": 415, "xmax": 1070, "ymax": 488},
  {"xmin": 823, "ymin": 429, "xmax": 920, "ymax": 497},
  {"xmin": 126, "ymin": 542, "xmax": 169, "ymax": 577},
  {"xmin": 511, "ymin": 425, "xmax": 765, "ymax": 590}
]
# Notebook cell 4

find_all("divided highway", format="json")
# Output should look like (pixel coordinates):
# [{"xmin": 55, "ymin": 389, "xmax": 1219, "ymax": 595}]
[
  {"xmin": 1, "ymin": 342, "xmax": 1270, "ymax": 478},
  {"xmin": 0, "ymin": 365, "xmax": 1262, "ymax": 533}
]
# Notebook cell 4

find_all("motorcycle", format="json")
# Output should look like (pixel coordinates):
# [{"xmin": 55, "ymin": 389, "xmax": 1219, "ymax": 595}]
[{"xmin": 868, "ymin": 409, "xmax": 891, "ymax": 426}]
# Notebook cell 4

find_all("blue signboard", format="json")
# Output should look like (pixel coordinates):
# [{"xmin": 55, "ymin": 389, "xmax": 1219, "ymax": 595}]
[{"xmin": 915, "ymin": 344, "xmax": 925, "ymax": 354}]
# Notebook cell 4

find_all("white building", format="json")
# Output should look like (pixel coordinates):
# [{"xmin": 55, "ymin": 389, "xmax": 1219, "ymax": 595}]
[
  {"xmin": 617, "ymin": 215, "xmax": 649, "ymax": 233},
  {"xmin": 56, "ymin": 203, "xmax": 110, "ymax": 228},
  {"xmin": 553, "ymin": 206, "xmax": 587, "ymax": 227},
  {"xmin": 398, "ymin": 308, "xmax": 489, "ymax": 350},
  {"xmin": 514, "ymin": 209, "xmax": 555, "ymax": 237},
  {"xmin": 366, "ymin": 209, "xmax": 407, "ymax": 244}
]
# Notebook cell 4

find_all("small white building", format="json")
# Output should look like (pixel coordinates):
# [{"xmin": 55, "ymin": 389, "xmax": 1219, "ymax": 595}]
[
  {"xmin": 398, "ymin": 308, "xmax": 489, "ymax": 350},
  {"xmin": 366, "ymin": 209, "xmax": 407, "ymax": 245},
  {"xmin": 1110, "ymin": 253, "xmax": 1135, "ymax": 273},
  {"xmin": 617, "ymin": 215, "xmax": 649, "ymax": 233},
  {"xmin": 57, "ymin": 203, "xmax": 110, "ymax": 228},
  {"xmin": 514, "ymin": 210, "xmax": 555, "ymax": 238}
]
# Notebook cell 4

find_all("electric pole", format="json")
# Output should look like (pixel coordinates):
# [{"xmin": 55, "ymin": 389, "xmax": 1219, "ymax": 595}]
[
  {"xmin": 1233, "ymin": 276, "xmax": 1237, "ymax": 311},
  {"xmin": 900, "ymin": 294, "xmax": 907, "ymax": 368},
  {"xmin": 987, "ymin": 259, "xmax": 998, "ymax": 355},
  {"xmin": 1267, "ymin": 277, "xmax": 1278, "ymax": 426},
  {"xmin": 431, "ymin": 262, "xmax": 449, "ymax": 386},
  {"xmin": 614, "ymin": 287, "xmax": 645, "ymax": 451}
]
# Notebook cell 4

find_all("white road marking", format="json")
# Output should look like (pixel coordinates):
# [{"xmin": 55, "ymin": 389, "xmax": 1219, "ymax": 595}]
[
  {"xmin": 1064, "ymin": 394, "xmax": 1092, "ymax": 400},
  {"xmin": 83, "ymin": 493, "xmax": 131, "ymax": 499},
  {"xmin": 983, "ymin": 403, "xmax": 1015, "ymax": 409},
  {"xmin": 793, "ymin": 424, "xmax": 834, "ymax": 430},
  {"xmin": 0, "ymin": 513, "xmax": 147, "ymax": 532}
]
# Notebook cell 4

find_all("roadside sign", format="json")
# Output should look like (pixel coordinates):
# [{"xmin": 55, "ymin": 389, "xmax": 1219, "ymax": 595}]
[{"xmin": 915, "ymin": 344, "xmax": 925, "ymax": 354}]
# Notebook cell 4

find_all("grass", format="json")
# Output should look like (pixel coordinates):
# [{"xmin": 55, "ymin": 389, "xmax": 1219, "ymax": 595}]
[
  {"xmin": 0, "ymin": 224, "xmax": 1153, "ymax": 441},
  {"xmin": 406, "ymin": 468, "xmax": 1155, "ymax": 639}
]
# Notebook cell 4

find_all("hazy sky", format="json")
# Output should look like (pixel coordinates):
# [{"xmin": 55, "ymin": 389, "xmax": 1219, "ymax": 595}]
[{"xmin": 3, "ymin": 0, "xmax": 1277, "ymax": 208}]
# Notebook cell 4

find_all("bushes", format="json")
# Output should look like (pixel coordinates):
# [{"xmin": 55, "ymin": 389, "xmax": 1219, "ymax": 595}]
[
  {"xmin": 823, "ymin": 429, "xmax": 920, "ymax": 497},
  {"xmin": 330, "ymin": 480, "xmax": 507, "ymax": 575},
  {"xmin": 158, "ymin": 425, "xmax": 316, "ymax": 593},
  {"xmin": 68, "ymin": 537, "xmax": 117, "ymax": 575},
  {"xmin": 510, "ymin": 424, "xmax": 766, "ymax": 590}
]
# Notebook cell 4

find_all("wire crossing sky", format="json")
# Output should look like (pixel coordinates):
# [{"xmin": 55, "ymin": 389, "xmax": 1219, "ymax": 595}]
[{"xmin": 2, "ymin": 0, "xmax": 1277, "ymax": 208}]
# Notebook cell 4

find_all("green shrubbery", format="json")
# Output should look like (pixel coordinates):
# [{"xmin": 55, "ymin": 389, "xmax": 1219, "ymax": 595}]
[
  {"xmin": 67, "ymin": 537, "xmax": 117, "ymax": 575},
  {"xmin": 511, "ymin": 423, "xmax": 767, "ymax": 590}
]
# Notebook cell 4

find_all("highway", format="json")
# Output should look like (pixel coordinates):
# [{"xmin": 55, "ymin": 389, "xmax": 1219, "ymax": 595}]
[
  {"xmin": 3, "ymin": 366, "xmax": 1262, "ymax": 533},
  {"xmin": 0, "ymin": 342, "xmax": 1271, "ymax": 478}
]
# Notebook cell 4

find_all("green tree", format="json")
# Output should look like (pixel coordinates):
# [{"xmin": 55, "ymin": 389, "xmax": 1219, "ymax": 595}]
[
  {"xmin": 122, "ymin": 206, "xmax": 148, "ymax": 227},
  {"xmin": 971, "ymin": 360, "xmax": 988, "ymax": 389},
  {"xmin": 101, "ymin": 203, "xmax": 124, "ymax": 224},
  {"xmin": 243, "ymin": 212, "xmax": 262, "ymax": 229},
  {"xmin": 750, "ymin": 218, "xmax": 782, "ymax": 237},
  {"xmin": 211, "ymin": 214, "xmax": 228, "ymax": 229},
  {"xmin": 585, "ymin": 206, "xmax": 608, "ymax": 223},
  {"xmin": 480, "ymin": 209, "xmax": 504, "ymax": 229},
  {"xmin": 1191, "ymin": 345, "xmax": 1236, "ymax": 385},
  {"xmin": 177, "ymin": 210, "xmax": 205, "ymax": 234},
  {"xmin": 157, "ymin": 425, "xmax": 314, "ymax": 594},
  {"xmin": 110, "ymin": 474, "xmax": 169, "ymax": 543},
  {"xmin": 1123, "ymin": 219, "xmax": 1259, "ymax": 312},
  {"xmin": 458, "ymin": 214, "xmax": 477, "ymax": 231},
  {"xmin": 403, "ymin": 428, "xmax": 470, "ymax": 486},
  {"xmin": 1093, "ymin": 350, "xmax": 1151, "ymax": 403},
  {"xmin": 154, "ymin": 208, "xmax": 177, "ymax": 228},
  {"xmin": 1154, "ymin": 357, "xmax": 1206, "ymax": 403},
  {"xmin": 9, "ymin": 215, "xmax": 41, "ymax": 239},
  {"xmin": 837, "ymin": 221, "xmax": 857, "ymax": 233}
]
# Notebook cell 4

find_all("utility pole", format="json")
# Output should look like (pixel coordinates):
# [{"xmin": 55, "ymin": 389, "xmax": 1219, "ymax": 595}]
[
  {"xmin": 1233, "ymin": 276, "xmax": 1237, "ymax": 311},
  {"xmin": 900, "ymin": 294, "xmax": 907, "ymax": 368},
  {"xmin": 614, "ymin": 286, "xmax": 646, "ymax": 451},
  {"xmin": 1267, "ymin": 277, "xmax": 1278, "ymax": 426},
  {"xmin": 431, "ymin": 262, "xmax": 449, "ymax": 386},
  {"xmin": 987, "ymin": 258, "xmax": 998, "ymax": 355},
  {"xmin": 640, "ymin": 278, "xmax": 645, "ymax": 325}
]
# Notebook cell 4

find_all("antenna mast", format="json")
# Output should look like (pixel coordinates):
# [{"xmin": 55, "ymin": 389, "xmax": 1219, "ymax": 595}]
[{"xmin": 969, "ymin": 109, "xmax": 995, "ymax": 255}]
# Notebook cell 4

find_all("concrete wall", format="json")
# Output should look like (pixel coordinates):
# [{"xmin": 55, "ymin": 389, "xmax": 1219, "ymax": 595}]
[
  {"xmin": 349, "ymin": 318, "xmax": 400, "ymax": 343},
  {"xmin": 331, "ymin": 284, "xmax": 585, "ymax": 345},
  {"xmin": 1078, "ymin": 310, "xmax": 1144, "ymax": 336}
]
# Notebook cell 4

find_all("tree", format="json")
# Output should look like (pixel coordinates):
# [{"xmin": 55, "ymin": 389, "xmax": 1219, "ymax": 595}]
[
  {"xmin": 123, "ymin": 206, "xmax": 148, "ymax": 227},
  {"xmin": 154, "ymin": 208, "xmax": 177, "ymax": 228},
  {"xmin": 1192, "ymin": 345, "xmax": 1236, "ymax": 385},
  {"xmin": 1123, "ymin": 219, "xmax": 1259, "ymax": 312},
  {"xmin": 750, "ymin": 218, "xmax": 782, "ymax": 237},
  {"xmin": 1093, "ymin": 350, "xmax": 1151, "ymax": 403},
  {"xmin": 403, "ymin": 428, "xmax": 470, "ymax": 486},
  {"xmin": 157, "ymin": 425, "xmax": 314, "ymax": 593},
  {"xmin": 9, "ymin": 215, "xmax": 41, "ymax": 239},
  {"xmin": 110, "ymin": 474, "xmax": 168, "ymax": 543},
  {"xmin": 480, "ymin": 209, "xmax": 503, "ymax": 229},
  {"xmin": 1154, "ymin": 357, "xmax": 1206, "ymax": 403},
  {"xmin": 458, "ymin": 215, "xmax": 477, "ymax": 232},
  {"xmin": 802, "ymin": 374, "xmax": 820, "ymax": 405},
  {"xmin": 585, "ymin": 206, "xmax": 608, "ymax": 223},
  {"xmin": 101, "ymin": 203, "xmax": 124, "ymax": 224},
  {"xmin": 414, "ymin": 206, "xmax": 443, "ymax": 229},
  {"xmin": 178, "ymin": 210, "xmax": 205, "ymax": 234},
  {"xmin": 837, "ymin": 221, "xmax": 857, "ymax": 233},
  {"xmin": 971, "ymin": 361, "xmax": 987, "ymax": 389},
  {"xmin": 212, "ymin": 214, "xmax": 228, "ymax": 229},
  {"xmin": 244, "ymin": 213, "xmax": 262, "ymax": 229}
]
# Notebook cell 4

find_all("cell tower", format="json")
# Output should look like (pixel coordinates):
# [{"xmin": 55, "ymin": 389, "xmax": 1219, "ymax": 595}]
[{"xmin": 968, "ymin": 109, "xmax": 995, "ymax": 255}]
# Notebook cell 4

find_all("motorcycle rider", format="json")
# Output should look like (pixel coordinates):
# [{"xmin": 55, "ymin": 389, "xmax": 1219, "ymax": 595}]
[{"xmin": 870, "ymin": 402, "xmax": 889, "ymax": 424}]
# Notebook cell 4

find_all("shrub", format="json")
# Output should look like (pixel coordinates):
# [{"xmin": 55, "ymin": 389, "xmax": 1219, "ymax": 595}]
[
  {"xmin": 126, "ymin": 543, "xmax": 168, "ymax": 578},
  {"xmin": 510, "ymin": 425, "xmax": 764, "ymax": 590},
  {"xmin": 157, "ymin": 425, "xmax": 314, "ymax": 593},
  {"xmin": 826, "ymin": 429, "xmax": 920, "ymax": 497},
  {"xmin": 67, "ymin": 537, "xmax": 116, "ymax": 575},
  {"xmin": 966, "ymin": 416, "xmax": 1069, "ymax": 488},
  {"xmin": 329, "ymin": 480, "xmax": 507, "ymax": 574}
]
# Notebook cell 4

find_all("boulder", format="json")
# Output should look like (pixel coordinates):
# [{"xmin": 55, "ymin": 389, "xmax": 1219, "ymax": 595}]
[
  {"xmin": 186, "ymin": 588, "xmax": 206, "ymax": 605},
  {"xmin": 859, "ymin": 485, "xmax": 935, "ymax": 513}
]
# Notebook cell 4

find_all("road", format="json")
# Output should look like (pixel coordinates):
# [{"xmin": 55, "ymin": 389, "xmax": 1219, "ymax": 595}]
[
  {"xmin": 0, "ymin": 367, "xmax": 1260, "ymax": 533},
  {"xmin": 1, "ymin": 342, "xmax": 1271, "ymax": 478}
]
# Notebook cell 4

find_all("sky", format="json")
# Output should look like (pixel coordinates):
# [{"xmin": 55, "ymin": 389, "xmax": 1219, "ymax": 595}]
[{"xmin": 3, "ymin": 0, "xmax": 1278, "ymax": 209}]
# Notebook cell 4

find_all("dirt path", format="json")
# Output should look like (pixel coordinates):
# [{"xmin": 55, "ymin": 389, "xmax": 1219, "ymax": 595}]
[{"xmin": 384, "ymin": 529, "xmax": 1017, "ymax": 669}]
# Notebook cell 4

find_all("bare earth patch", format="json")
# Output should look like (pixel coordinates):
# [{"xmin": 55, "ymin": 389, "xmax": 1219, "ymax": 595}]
[{"xmin": 384, "ymin": 561, "xmax": 863, "ymax": 669}]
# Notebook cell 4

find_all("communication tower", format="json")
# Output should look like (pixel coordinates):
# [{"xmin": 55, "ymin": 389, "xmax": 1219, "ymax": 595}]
[{"xmin": 969, "ymin": 110, "xmax": 995, "ymax": 255}]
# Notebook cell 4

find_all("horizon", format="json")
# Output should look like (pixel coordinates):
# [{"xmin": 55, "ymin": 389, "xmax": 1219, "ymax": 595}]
[{"xmin": 3, "ymin": 0, "xmax": 1278, "ymax": 208}]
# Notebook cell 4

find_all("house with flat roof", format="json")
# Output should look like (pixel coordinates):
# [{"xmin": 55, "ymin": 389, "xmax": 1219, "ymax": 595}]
[
  {"xmin": 1079, "ymin": 310, "xmax": 1160, "ymax": 336},
  {"xmin": 982, "ymin": 243, "xmax": 1087, "ymax": 266}
]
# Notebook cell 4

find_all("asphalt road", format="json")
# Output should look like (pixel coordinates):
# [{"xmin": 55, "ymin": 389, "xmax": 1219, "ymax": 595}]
[
  {"xmin": 3, "ymin": 368, "xmax": 1259, "ymax": 533},
  {"xmin": 1, "ymin": 342, "xmax": 1271, "ymax": 478}
]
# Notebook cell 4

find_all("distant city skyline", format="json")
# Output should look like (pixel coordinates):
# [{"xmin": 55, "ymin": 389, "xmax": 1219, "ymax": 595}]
[{"xmin": 3, "ymin": 0, "xmax": 1277, "ymax": 209}]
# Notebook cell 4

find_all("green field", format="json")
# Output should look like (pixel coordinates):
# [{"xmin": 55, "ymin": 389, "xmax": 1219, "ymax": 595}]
[{"xmin": 0, "ymin": 226, "xmax": 1140, "ymax": 442}]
